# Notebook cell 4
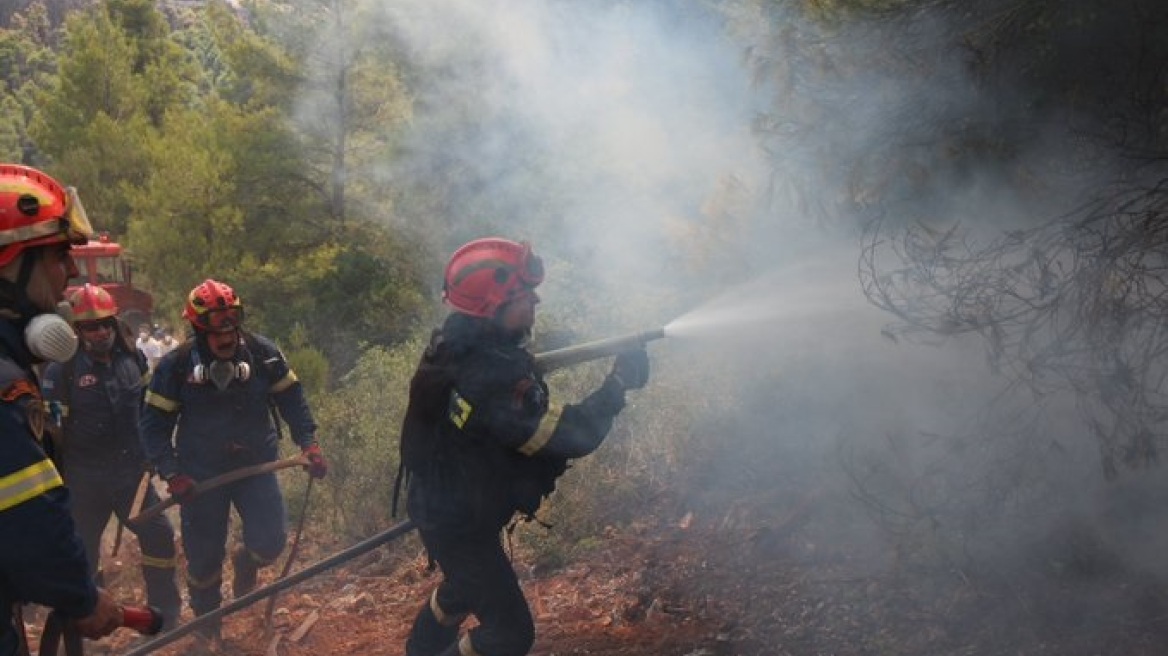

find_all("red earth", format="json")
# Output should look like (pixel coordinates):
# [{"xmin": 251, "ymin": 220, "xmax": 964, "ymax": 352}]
[{"xmin": 26, "ymin": 463, "xmax": 1168, "ymax": 656}]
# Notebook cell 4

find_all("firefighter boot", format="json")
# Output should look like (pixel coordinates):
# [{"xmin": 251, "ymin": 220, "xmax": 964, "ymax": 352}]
[
  {"xmin": 231, "ymin": 547, "xmax": 260, "ymax": 598},
  {"xmin": 405, "ymin": 591, "xmax": 464, "ymax": 656},
  {"xmin": 193, "ymin": 617, "xmax": 222, "ymax": 655}
]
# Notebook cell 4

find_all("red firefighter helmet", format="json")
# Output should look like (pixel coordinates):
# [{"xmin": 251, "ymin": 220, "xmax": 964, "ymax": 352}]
[
  {"xmin": 0, "ymin": 164, "xmax": 93, "ymax": 268},
  {"xmin": 443, "ymin": 237, "xmax": 544, "ymax": 318},
  {"xmin": 69, "ymin": 284, "xmax": 118, "ymax": 322},
  {"xmin": 183, "ymin": 278, "xmax": 244, "ymax": 333}
]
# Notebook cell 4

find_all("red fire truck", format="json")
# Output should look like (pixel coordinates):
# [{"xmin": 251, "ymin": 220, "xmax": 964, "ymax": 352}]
[{"xmin": 66, "ymin": 233, "xmax": 154, "ymax": 332}]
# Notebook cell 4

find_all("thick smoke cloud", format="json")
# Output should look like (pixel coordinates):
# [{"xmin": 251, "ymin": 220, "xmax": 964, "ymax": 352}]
[
  {"xmin": 353, "ymin": 0, "xmax": 1168, "ymax": 646},
  {"xmin": 372, "ymin": 0, "xmax": 768, "ymax": 297}
]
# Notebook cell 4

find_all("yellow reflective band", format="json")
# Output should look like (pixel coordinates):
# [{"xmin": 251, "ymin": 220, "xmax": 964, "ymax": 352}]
[
  {"xmin": 0, "ymin": 459, "xmax": 64, "ymax": 512},
  {"xmin": 430, "ymin": 589, "xmax": 467, "ymax": 627},
  {"xmin": 449, "ymin": 390, "xmax": 472, "ymax": 429},
  {"xmin": 42, "ymin": 400, "xmax": 69, "ymax": 418},
  {"xmin": 0, "ymin": 219, "xmax": 67, "ymax": 248},
  {"xmin": 141, "ymin": 554, "xmax": 178, "ymax": 569},
  {"xmin": 186, "ymin": 572, "xmax": 222, "ymax": 590},
  {"xmin": 270, "ymin": 371, "xmax": 299, "ymax": 394},
  {"xmin": 518, "ymin": 403, "xmax": 562, "ymax": 456},
  {"xmin": 144, "ymin": 391, "xmax": 179, "ymax": 413}
]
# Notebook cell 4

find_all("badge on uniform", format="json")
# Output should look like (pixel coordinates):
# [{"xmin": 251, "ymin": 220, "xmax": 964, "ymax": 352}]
[{"xmin": 448, "ymin": 389, "xmax": 473, "ymax": 429}]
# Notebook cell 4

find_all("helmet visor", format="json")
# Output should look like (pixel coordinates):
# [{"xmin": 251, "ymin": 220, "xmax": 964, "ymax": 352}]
[
  {"xmin": 516, "ymin": 242, "xmax": 544, "ymax": 286},
  {"xmin": 202, "ymin": 307, "xmax": 244, "ymax": 332},
  {"xmin": 63, "ymin": 187, "xmax": 94, "ymax": 245}
]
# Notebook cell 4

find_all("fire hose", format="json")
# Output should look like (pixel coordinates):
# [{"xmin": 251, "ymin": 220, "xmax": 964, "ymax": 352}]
[
  {"xmin": 115, "ymin": 328, "xmax": 665, "ymax": 655},
  {"xmin": 36, "ymin": 605, "xmax": 162, "ymax": 656},
  {"xmin": 119, "ymin": 519, "xmax": 417, "ymax": 656},
  {"xmin": 532, "ymin": 328, "xmax": 665, "ymax": 374}
]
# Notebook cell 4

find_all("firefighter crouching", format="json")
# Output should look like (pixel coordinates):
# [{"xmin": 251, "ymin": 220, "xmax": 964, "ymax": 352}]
[
  {"xmin": 138, "ymin": 279, "xmax": 328, "ymax": 644},
  {"xmin": 41, "ymin": 284, "xmax": 182, "ymax": 630},
  {"xmin": 398, "ymin": 237, "xmax": 651, "ymax": 656},
  {"xmin": 0, "ymin": 164, "xmax": 122, "ymax": 654}
]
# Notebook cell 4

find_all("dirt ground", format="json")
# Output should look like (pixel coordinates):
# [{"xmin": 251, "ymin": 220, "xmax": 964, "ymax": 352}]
[{"xmin": 26, "ymin": 460, "xmax": 1168, "ymax": 656}]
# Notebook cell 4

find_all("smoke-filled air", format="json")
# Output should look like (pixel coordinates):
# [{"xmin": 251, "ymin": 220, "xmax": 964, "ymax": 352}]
[
  {"xmin": 13, "ymin": 0, "xmax": 1168, "ymax": 653},
  {"xmin": 354, "ymin": 1, "xmax": 1168, "ymax": 654}
]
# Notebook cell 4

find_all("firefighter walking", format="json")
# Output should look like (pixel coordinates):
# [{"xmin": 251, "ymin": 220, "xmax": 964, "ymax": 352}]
[
  {"xmin": 139, "ymin": 279, "xmax": 327, "ymax": 646},
  {"xmin": 398, "ymin": 237, "xmax": 650, "ymax": 656},
  {"xmin": 41, "ymin": 284, "xmax": 182, "ymax": 630},
  {"xmin": 0, "ymin": 164, "xmax": 123, "ymax": 654}
]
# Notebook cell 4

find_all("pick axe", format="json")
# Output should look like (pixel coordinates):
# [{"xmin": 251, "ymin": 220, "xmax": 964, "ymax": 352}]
[
  {"xmin": 128, "ymin": 455, "xmax": 309, "ymax": 526},
  {"xmin": 111, "ymin": 469, "xmax": 154, "ymax": 557}
]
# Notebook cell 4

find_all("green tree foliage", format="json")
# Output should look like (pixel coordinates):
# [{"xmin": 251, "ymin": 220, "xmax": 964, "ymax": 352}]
[
  {"xmin": 30, "ymin": 0, "xmax": 197, "ymax": 235},
  {"xmin": 121, "ymin": 100, "xmax": 245, "ymax": 308},
  {"xmin": 0, "ymin": 1, "xmax": 59, "ymax": 162},
  {"xmin": 298, "ymin": 337, "xmax": 424, "ymax": 537}
]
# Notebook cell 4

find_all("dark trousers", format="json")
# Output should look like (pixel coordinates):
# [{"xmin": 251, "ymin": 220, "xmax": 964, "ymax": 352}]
[
  {"xmin": 68, "ymin": 470, "xmax": 181, "ymax": 622},
  {"xmin": 409, "ymin": 529, "xmax": 534, "ymax": 656},
  {"xmin": 180, "ymin": 471, "xmax": 286, "ymax": 615}
]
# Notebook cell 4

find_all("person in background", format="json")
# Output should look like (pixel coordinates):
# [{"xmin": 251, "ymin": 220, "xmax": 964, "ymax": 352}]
[
  {"xmin": 155, "ymin": 326, "xmax": 178, "ymax": 359},
  {"xmin": 397, "ymin": 237, "xmax": 650, "ymax": 656},
  {"xmin": 41, "ymin": 284, "xmax": 182, "ymax": 631},
  {"xmin": 135, "ymin": 324, "xmax": 159, "ymax": 370},
  {"xmin": 0, "ymin": 164, "xmax": 123, "ymax": 654},
  {"xmin": 139, "ymin": 279, "xmax": 328, "ymax": 645}
]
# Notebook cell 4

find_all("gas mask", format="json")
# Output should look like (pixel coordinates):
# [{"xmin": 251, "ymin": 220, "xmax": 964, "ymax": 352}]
[
  {"xmin": 25, "ymin": 302, "xmax": 79, "ymax": 363},
  {"xmin": 190, "ymin": 348, "xmax": 251, "ymax": 391}
]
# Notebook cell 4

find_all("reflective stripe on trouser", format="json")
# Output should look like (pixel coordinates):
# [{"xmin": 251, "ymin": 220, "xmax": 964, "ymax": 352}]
[
  {"xmin": 419, "ymin": 529, "xmax": 534, "ymax": 656},
  {"xmin": 405, "ymin": 590, "xmax": 461, "ymax": 656}
]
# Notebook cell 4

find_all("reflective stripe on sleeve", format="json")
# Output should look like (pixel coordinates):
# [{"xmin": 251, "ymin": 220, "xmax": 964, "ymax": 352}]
[
  {"xmin": 518, "ymin": 403, "xmax": 562, "ymax": 456},
  {"xmin": 0, "ymin": 458, "xmax": 64, "ymax": 512},
  {"xmin": 144, "ymin": 390, "xmax": 179, "ymax": 413},
  {"xmin": 270, "ymin": 371, "xmax": 299, "ymax": 394}
]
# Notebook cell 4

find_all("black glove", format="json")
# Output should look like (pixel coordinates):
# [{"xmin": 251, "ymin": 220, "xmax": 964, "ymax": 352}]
[{"xmin": 610, "ymin": 346, "xmax": 650, "ymax": 390}]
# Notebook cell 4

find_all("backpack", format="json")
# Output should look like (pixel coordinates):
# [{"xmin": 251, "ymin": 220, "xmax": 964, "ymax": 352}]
[{"xmin": 391, "ymin": 330, "xmax": 569, "ymax": 523}]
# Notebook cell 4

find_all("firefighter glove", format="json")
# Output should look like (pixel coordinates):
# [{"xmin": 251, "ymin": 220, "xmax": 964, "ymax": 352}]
[
  {"xmin": 302, "ymin": 443, "xmax": 328, "ymax": 479},
  {"xmin": 165, "ymin": 473, "xmax": 197, "ymax": 503},
  {"xmin": 610, "ymin": 346, "xmax": 650, "ymax": 391}
]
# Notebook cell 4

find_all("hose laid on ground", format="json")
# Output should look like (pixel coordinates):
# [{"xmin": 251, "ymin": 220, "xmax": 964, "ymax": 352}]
[{"xmin": 120, "ymin": 519, "xmax": 417, "ymax": 656}]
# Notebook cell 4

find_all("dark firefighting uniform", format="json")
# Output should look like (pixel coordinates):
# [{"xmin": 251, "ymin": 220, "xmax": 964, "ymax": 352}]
[
  {"xmin": 0, "ymin": 323, "xmax": 98, "ymax": 656},
  {"xmin": 400, "ymin": 313, "xmax": 629, "ymax": 656},
  {"xmin": 41, "ymin": 344, "xmax": 181, "ymax": 626},
  {"xmin": 139, "ymin": 333, "xmax": 317, "ymax": 617}
]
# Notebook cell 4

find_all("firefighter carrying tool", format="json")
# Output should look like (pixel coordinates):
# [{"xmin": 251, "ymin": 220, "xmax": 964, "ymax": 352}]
[{"xmin": 138, "ymin": 279, "xmax": 327, "ymax": 645}]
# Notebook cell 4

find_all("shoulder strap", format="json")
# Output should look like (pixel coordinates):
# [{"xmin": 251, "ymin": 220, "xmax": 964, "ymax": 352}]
[{"xmin": 392, "ymin": 329, "xmax": 449, "ymax": 517}]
